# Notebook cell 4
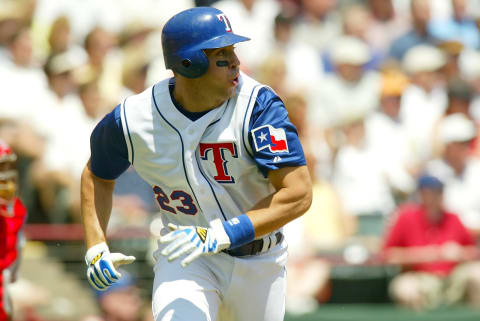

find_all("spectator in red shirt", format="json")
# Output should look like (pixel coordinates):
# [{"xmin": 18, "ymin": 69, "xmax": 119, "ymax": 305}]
[{"xmin": 383, "ymin": 174, "xmax": 480, "ymax": 310}]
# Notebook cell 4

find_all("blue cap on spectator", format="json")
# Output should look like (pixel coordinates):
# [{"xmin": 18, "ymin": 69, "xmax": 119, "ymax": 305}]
[
  {"xmin": 417, "ymin": 175, "xmax": 444, "ymax": 190},
  {"xmin": 93, "ymin": 270, "xmax": 136, "ymax": 299}
]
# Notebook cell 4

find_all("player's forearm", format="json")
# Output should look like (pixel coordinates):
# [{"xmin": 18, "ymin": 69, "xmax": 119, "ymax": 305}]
[
  {"xmin": 247, "ymin": 166, "xmax": 312, "ymax": 238},
  {"xmin": 80, "ymin": 162, "xmax": 115, "ymax": 248}
]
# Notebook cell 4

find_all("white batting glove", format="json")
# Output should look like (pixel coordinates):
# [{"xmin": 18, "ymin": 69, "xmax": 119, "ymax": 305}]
[
  {"xmin": 159, "ymin": 219, "xmax": 231, "ymax": 267},
  {"xmin": 85, "ymin": 242, "xmax": 136, "ymax": 291}
]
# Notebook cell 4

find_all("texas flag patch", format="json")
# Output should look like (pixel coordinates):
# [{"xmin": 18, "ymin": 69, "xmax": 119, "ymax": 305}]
[{"xmin": 252, "ymin": 125, "xmax": 289, "ymax": 153}]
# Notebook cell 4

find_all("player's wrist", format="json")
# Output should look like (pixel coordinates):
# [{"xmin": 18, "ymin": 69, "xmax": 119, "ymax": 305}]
[
  {"xmin": 85, "ymin": 242, "xmax": 109, "ymax": 265},
  {"xmin": 222, "ymin": 214, "xmax": 255, "ymax": 249}
]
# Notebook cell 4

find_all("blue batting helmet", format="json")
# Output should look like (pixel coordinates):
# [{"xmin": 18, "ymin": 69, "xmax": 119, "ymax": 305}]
[{"xmin": 161, "ymin": 7, "xmax": 250, "ymax": 78}]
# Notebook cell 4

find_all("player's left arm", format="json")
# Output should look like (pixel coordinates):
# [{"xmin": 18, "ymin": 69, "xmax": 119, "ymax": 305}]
[
  {"xmin": 245, "ymin": 87, "xmax": 312, "ymax": 236},
  {"xmin": 246, "ymin": 165, "xmax": 312, "ymax": 238},
  {"xmin": 160, "ymin": 168, "xmax": 311, "ymax": 267}
]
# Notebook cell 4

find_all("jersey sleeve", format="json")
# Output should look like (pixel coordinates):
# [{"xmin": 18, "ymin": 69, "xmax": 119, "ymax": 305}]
[
  {"xmin": 248, "ymin": 87, "xmax": 306, "ymax": 177},
  {"xmin": 90, "ymin": 104, "xmax": 131, "ymax": 180}
]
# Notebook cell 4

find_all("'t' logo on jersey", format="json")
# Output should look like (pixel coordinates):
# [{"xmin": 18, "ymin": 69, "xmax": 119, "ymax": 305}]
[
  {"xmin": 252, "ymin": 125, "xmax": 289, "ymax": 153},
  {"xmin": 199, "ymin": 142, "xmax": 238, "ymax": 183}
]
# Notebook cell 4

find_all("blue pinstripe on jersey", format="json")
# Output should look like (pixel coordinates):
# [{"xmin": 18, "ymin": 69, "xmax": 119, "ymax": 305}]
[
  {"xmin": 195, "ymin": 151, "xmax": 228, "ymax": 221},
  {"xmin": 151, "ymin": 84, "xmax": 203, "ymax": 214},
  {"xmin": 122, "ymin": 98, "xmax": 135, "ymax": 165},
  {"xmin": 242, "ymin": 84, "xmax": 261, "ymax": 160}
]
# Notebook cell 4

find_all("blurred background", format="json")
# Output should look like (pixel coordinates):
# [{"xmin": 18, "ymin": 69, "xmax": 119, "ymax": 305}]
[{"xmin": 1, "ymin": 0, "xmax": 480, "ymax": 320}]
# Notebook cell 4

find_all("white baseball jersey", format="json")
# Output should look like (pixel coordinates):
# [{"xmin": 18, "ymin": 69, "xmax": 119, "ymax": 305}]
[
  {"xmin": 89, "ymin": 72, "xmax": 306, "ymax": 321},
  {"xmin": 90, "ymin": 72, "xmax": 305, "ymax": 232},
  {"xmin": 120, "ymin": 73, "xmax": 274, "ymax": 229}
]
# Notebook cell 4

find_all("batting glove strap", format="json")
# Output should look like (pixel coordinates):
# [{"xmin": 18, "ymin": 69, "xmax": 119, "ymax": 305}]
[
  {"xmin": 85, "ymin": 242, "xmax": 110, "ymax": 266},
  {"xmin": 210, "ymin": 218, "xmax": 231, "ymax": 250}
]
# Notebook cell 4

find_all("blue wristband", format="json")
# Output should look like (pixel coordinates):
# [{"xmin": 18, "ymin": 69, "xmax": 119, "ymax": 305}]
[{"xmin": 222, "ymin": 214, "xmax": 255, "ymax": 249}]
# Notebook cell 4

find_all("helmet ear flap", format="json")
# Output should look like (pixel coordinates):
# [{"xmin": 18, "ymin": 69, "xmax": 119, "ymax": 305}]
[{"xmin": 175, "ymin": 49, "xmax": 209, "ymax": 78}]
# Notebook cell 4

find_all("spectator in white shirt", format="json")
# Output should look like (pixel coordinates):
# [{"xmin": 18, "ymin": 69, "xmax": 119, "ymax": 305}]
[
  {"xmin": 310, "ymin": 36, "xmax": 381, "ymax": 128},
  {"xmin": 426, "ymin": 113, "xmax": 480, "ymax": 238},
  {"xmin": 400, "ymin": 44, "xmax": 448, "ymax": 165},
  {"xmin": 365, "ymin": 0, "xmax": 410, "ymax": 58},
  {"xmin": 365, "ymin": 69, "xmax": 416, "ymax": 199},
  {"xmin": 459, "ymin": 49, "xmax": 480, "ymax": 122},
  {"xmin": 293, "ymin": 0, "xmax": 342, "ymax": 54},
  {"xmin": 33, "ymin": 51, "xmax": 87, "ymax": 222},
  {"xmin": 331, "ymin": 113, "xmax": 396, "ymax": 234},
  {"xmin": 266, "ymin": 11, "xmax": 324, "ymax": 94},
  {"xmin": 0, "ymin": 25, "xmax": 49, "ymax": 126},
  {"xmin": 119, "ymin": 48, "xmax": 150, "ymax": 101},
  {"xmin": 431, "ymin": 78, "xmax": 474, "ymax": 159},
  {"xmin": 77, "ymin": 26, "xmax": 123, "ymax": 106}
]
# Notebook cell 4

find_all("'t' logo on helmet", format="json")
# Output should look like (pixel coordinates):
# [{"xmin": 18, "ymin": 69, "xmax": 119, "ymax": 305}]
[{"xmin": 216, "ymin": 13, "xmax": 232, "ymax": 32}]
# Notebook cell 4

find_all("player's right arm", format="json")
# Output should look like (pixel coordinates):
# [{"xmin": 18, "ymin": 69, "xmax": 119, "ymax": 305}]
[
  {"xmin": 80, "ymin": 160, "xmax": 114, "ymax": 248},
  {"xmin": 80, "ymin": 105, "xmax": 135, "ymax": 291}
]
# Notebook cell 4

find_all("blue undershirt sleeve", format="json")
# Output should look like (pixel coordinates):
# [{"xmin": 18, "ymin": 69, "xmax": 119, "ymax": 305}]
[
  {"xmin": 248, "ymin": 87, "xmax": 306, "ymax": 177},
  {"xmin": 90, "ymin": 105, "xmax": 131, "ymax": 180}
]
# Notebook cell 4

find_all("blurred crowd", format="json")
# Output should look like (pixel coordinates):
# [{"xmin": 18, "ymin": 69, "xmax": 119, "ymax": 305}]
[{"xmin": 2, "ymin": 0, "xmax": 480, "ymax": 319}]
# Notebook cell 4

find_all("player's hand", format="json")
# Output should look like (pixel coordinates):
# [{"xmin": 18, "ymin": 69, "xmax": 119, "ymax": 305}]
[
  {"xmin": 85, "ymin": 242, "xmax": 136, "ymax": 291},
  {"xmin": 159, "ymin": 219, "xmax": 231, "ymax": 267}
]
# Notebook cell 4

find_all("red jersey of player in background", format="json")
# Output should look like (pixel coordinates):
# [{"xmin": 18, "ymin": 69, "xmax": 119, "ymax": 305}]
[{"xmin": 0, "ymin": 197, "xmax": 27, "ymax": 321}]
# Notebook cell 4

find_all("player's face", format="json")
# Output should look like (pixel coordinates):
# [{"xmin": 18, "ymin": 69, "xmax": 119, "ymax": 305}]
[{"xmin": 203, "ymin": 45, "xmax": 240, "ymax": 99}]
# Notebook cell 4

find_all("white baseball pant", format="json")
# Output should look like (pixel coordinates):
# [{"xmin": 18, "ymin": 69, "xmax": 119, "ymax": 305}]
[{"xmin": 152, "ymin": 240, "xmax": 287, "ymax": 321}]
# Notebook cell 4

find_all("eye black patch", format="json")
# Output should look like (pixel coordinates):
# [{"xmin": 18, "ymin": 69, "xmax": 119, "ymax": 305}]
[{"xmin": 216, "ymin": 60, "xmax": 229, "ymax": 67}]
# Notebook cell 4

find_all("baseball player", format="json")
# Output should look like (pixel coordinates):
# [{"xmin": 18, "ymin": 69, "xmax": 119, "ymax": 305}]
[
  {"xmin": 80, "ymin": 7, "xmax": 312, "ymax": 321},
  {"xmin": 0, "ymin": 141, "xmax": 27, "ymax": 321}
]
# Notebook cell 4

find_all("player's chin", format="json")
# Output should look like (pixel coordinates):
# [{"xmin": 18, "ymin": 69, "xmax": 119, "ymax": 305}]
[
  {"xmin": 221, "ymin": 81, "xmax": 236, "ymax": 93},
  {"xmin": 225, "ymin": 85, "xmax": 237, "ymax": 98},
  {"xmin": 215, "ymin": 78, "xmax": 237, "ymax": 99}
]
